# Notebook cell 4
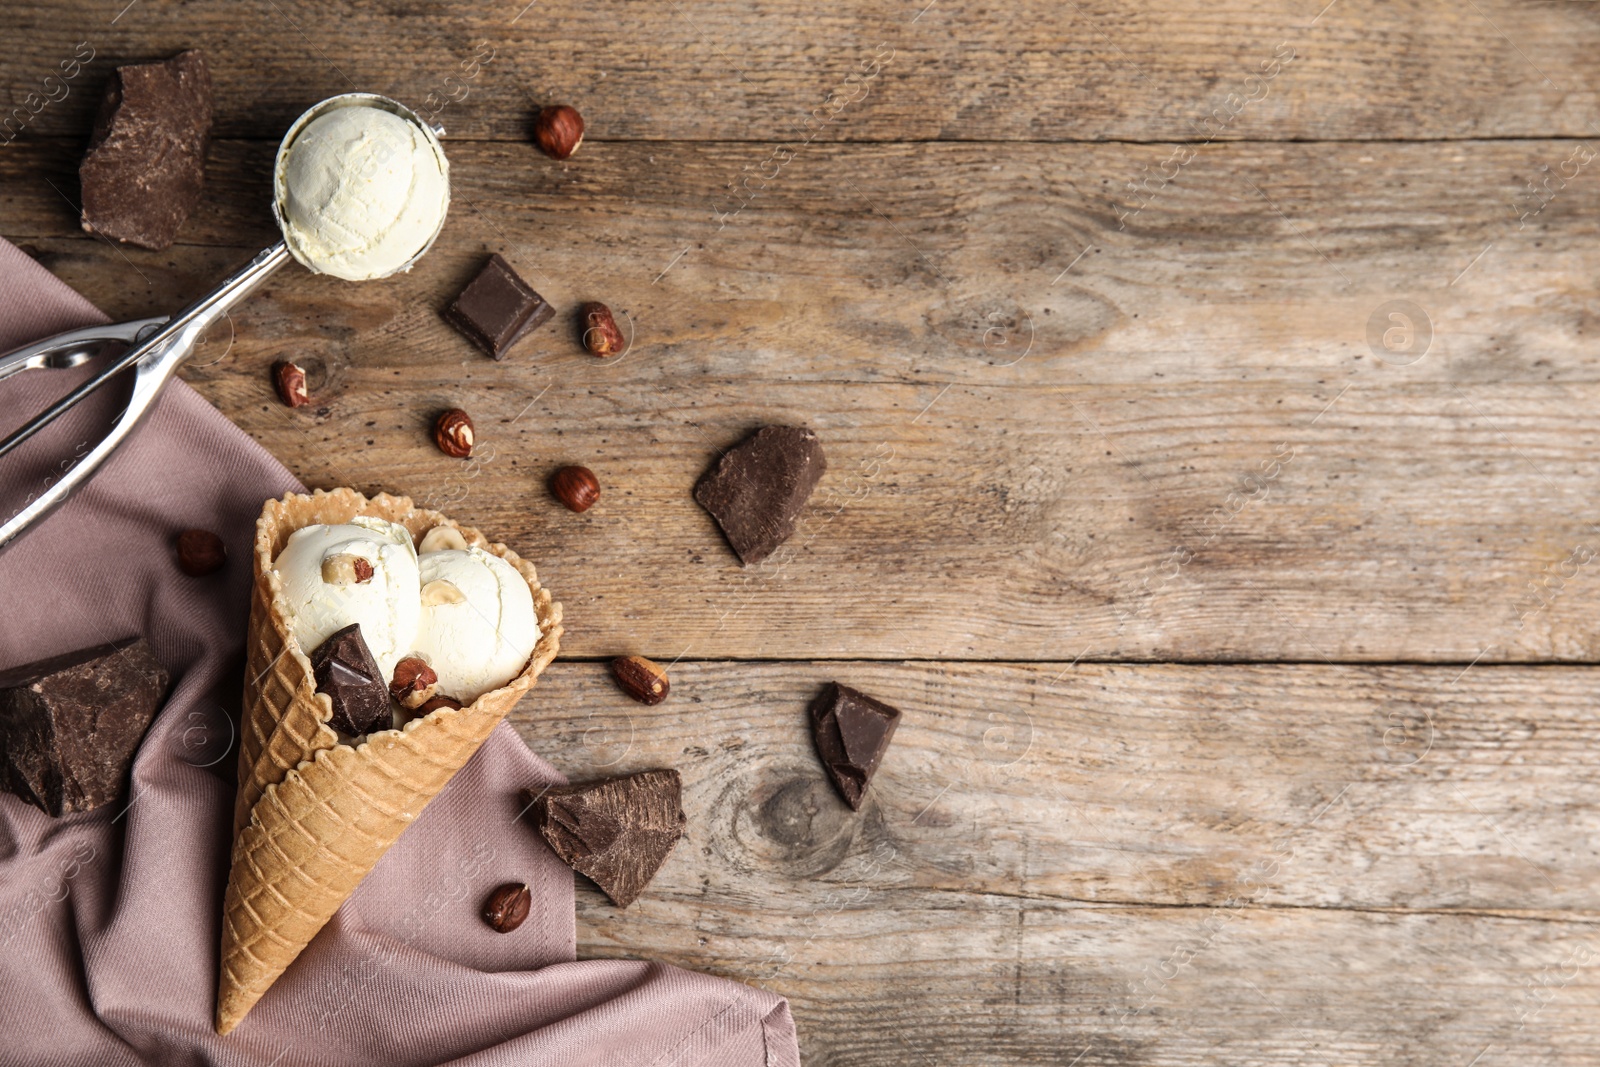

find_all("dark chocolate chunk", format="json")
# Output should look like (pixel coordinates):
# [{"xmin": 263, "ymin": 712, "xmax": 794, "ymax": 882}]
[
  {"xmin": 444, "ymin": 254, "xmax": 554, "ymax": 359},
  {"xmin": 0, "ymin": 638, "xmax": 169, "ymax": 817},
  {"xmin": 79, "ymin": 50, "xmax": 213, "ymax": 250},
  {"xmin": 525, "ymin": 769, "xmax": 685, "ymax": 908},
  {"xmin": 309, "ymin": 624, "xmax": 389, "ymax": 736},
  {"xmin": 693, "ymin": 425, "xmax": 827, "ymax": 566},
  {"xmin": 810, "ymin": 682, "xmax": 901, "ymax": 810}
]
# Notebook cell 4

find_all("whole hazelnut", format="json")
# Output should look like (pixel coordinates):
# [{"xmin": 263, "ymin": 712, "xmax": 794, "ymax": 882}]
[
  {"xmin": 482, "ymin": 882, "xmax": 532, "ymax": 933},
  {"xmin": 434, "ymin": 409, "xmax": 475, "ymax": 458},
  {"xmin": 580, "ymin": 302, "xmax": 624, "ymax": 357},
  {"xmin": 175, "ymin": 529, "xmax": 226, "ymax": 576},
  {"xmin": 550, "ymin": 465, "xmax": 600, "ymax": 513},
  {"xmin": 272, "ymin": 360, "xmax": 309, "ymax": 408},
  {"xmin": 534, "ymin": 105, "xmax": 584, "ymax": 160}
]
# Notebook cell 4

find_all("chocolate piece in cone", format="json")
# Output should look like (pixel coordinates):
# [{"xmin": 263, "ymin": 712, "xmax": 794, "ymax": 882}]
[
  {"xmin": 217, "ymin": 489, "xmax": 562, "ymax": 1035},
  {"xmin": 526, "ymin": 769, "xmax": 684, "ymax": 908},
  {"xmin": 309, "ymin": 624, "xmax": 387, "ymax": 735}
]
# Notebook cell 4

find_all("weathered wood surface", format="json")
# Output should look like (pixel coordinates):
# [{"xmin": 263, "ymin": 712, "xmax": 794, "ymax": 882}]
[
  {"xmin": 520, "ymin": 661, "xmax": 1600, "ymax": 1065},
  {"xmin": 7, "ymin": 2, "xmax": 1600, "ymax": 1062},
  {"xmin": 4, "ymin": 138, "xmax": 1600, "ymax": 661},
  {"xmin": 5, "ymin": 1, "xmax": 1600, "ymax": 142}
]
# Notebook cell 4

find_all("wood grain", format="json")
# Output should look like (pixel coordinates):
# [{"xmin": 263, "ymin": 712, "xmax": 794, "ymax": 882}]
[
  {"xmin": 517, "ymin": 661, "xmax": 1600, "ymax": 1065},
  {"xmin": 3, "ymin": 1, "xmax": 1600, "ymax": 143},
  {"xmin": 5, "ymin": 4, "xmax": 1600, "ymax": 1060},
  {"xmin": 3, "ymin": 139, "xmax": 1599, "ymax": 662}
]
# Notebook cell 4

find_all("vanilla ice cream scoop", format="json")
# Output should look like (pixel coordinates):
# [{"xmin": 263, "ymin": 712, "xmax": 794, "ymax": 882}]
[
  {"xmin": 276, "ymin": 102, "xmax": 449, "ymax": 281},
  {"xmin": 271, "ymin": 517, "xmax": 422, "ymax": 680},
  {"xmin": 410, "ymin": 547, "xmax": 540, "ymax": 703}
]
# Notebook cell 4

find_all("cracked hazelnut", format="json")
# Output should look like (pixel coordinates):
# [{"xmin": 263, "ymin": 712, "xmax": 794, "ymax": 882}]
[
  {"xmin": 550, "ymin": 465, "xmax": 600, "ymax": 513},
  {"xmin": 580, "ymin": 302, "xmax": 623, "ymax": 357},
  {"xmin": 418, "ymin": 526, "xmax": 469, "ymax": 553},
  {"xmin": 389, "ymin": 656, "xmax": 439, "ymax": 709},
  {"xmin": 534, "ymin": 105, "xmax": 584, "ymax": 160},
  {"xmin": 323, "ymin": 556, "xmax": 376, "ymax": 588},
  {"xmin": 321, "ymin": 553, "xmax": 375, "ymax": 585},
  {"xmin": 421, "ymin": 578, "xmax": 466, "ymax": 606},
  {"xmin": 434, "ymin": 409, "xmax": 475, "ymax": 458},
  {"xmin": 273, "ymin": 360, "xmax": 309, "ymax": 408}
]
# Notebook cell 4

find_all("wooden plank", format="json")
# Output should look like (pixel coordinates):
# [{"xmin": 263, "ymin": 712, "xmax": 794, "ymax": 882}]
[
  {"xmin": 518, "ymin": 662, "xmax": 1600, "ymax": 915},
  {"xmin": 4, "ymin": 137, "xmax": 1598, "ymax": 387},
  {"xmin": 513, "ymin": 661, "xmax": 1600, "ymax": 1064},
  {"xmin": 5, "ymin": 140, "xmax": 1600, "ymax": 661},
  {"xmin": 2, "ymin": 1, "xmax": 1599, "ymax": 143}
]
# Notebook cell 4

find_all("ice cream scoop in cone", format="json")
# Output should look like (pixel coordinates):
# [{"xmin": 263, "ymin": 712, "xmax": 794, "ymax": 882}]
[{"xmin": 216, "ymin": 488, "xmax": 562, "ymax": 1035}]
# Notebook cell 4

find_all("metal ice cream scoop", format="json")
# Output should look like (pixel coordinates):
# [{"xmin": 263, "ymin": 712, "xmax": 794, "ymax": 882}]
[{"xmin": 0, "ymin": 93, "xmax": 448, "ymax": 553}]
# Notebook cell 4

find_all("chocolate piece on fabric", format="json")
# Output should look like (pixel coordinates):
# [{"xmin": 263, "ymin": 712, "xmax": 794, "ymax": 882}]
[
  {"xmin": 0, "ymin": 637, "xmax": 168, "ymax": 816},
  {"xmin": 0, "ymin": 237, "xmax": 799, "ymax": 1067}
]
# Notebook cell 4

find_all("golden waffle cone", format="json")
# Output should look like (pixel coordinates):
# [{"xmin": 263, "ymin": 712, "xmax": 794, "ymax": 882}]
[{"xmin": 216, "ymin": 488, "xmax": 562, "ymax": 1035}]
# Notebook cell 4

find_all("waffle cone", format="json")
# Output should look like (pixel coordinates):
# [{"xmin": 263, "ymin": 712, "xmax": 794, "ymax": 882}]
[{"xmin": 216, "ymin": 489, "xmax": 562, "ymax": 1035}]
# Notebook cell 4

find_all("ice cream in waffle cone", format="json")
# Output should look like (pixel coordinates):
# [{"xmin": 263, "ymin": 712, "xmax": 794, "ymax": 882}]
[{"xmin": 216, "ymin": 488, "xmax": 562, "ymax": 1035}]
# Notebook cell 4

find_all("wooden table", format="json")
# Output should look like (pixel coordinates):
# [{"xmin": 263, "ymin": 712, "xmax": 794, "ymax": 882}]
[{"xmin": 6, "ymin": 2, "xmax": 1600, "ymax": 1062}]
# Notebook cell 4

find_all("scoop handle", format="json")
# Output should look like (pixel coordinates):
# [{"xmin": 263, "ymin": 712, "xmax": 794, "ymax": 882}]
[{"xmin": 0, "ymin": 241, "xmax": 290, "ymax": 554}]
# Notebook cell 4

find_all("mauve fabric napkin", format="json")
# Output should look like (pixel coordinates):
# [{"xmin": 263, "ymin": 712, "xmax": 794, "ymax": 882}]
[{"xmin": 0, "ymin": 237, "xmax": 798, "ymax": 1067}]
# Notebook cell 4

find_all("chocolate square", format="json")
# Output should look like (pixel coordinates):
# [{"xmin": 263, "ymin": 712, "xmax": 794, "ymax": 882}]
[
  {"xmin": 79, "ymin": 50, "xmax": 213, "ymax": 250},
  {"xmin": 693, "ymin": 425, "xmax": 827, "ymax": 566},
  {"xmin": 444, "ymin": 254, "xmax": 554, "ymax": 359},
  {"xmin": 810, "ymin": 682, "xmax": 901, "ymax": 810},
  {"xmin": 0, "ymin": 637, "xmax": 169, "ymax": 816}
]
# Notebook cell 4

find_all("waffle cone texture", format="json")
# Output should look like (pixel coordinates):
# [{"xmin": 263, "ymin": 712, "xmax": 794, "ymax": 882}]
[{"xmin": 216, "ymin": 489, "xmax": 563, "ymax": 1035}]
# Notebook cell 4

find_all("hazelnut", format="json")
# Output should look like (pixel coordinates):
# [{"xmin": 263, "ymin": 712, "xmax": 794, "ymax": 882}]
[
  {"xmin": 389, "ymin": 656, "xmax": 439, "ymax": 709},
  {"xmin": 533, "ymin": 105, "xmax": 584, "ymax": 160},
  {"xmin": 272, "ymin": 360, "xmax": 309, "ymax": 408},
  {"xmin": 610, "ymin": 655, "xmax": 670, "ymax": 706},
  {"xmin": 434, "ymin": 409, "xmax": 475, "ymax": 458},
  {"xmin": 580, "ymin": 302, "xmax": 624, "ymax": 357},
  {"xmin": 418, "ymin": 525, "xmax": 469, "ymax": 553},
  {"xmin": 321, "ymin": 553, "xmax": 375, "ymax": 585},
  {"xmin": 482, "ymin": 881, "xmax": 532, "ymax": 933},
  {"xmin": 550, "ymin": 465, "xmax": 600, "ymax": 513},
  {"xmin": 174, "ymin": 529, "xmax": 226, "ymax": 576},
  {"xmin": 420, "ymin": 578, "xmax": 466, "ymax": 606},
  {"xmin": 416, "ymin": 693, "xmax": 464, "ymax": 714}
]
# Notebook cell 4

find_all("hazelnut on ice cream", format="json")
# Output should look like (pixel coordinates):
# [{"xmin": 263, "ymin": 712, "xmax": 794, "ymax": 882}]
[
  {"xmin": 271, "ymin": 517, "xmax": 421, "ymax": 681},
  {"xmin": 275, "ymin": 102, "xmax": 449, "ymax": 281},
  {"xmin": 411, "ymin": 548, "xmax": 543, "ymax": 703}
]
